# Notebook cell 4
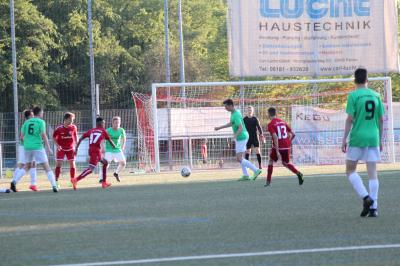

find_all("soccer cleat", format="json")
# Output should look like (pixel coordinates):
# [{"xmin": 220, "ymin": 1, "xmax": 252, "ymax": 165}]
[
  {"xmin": 252, "ymin": 169, "xmax": 262, "ymax": 180},
  {"xmin": 29, "ymin": 185, "xmax": 38, "ymax": 192},
  {"xmin": 113, "ymin": 172, "xmax": 120, "ymax": 182},
  {"xmin": 297, "ymin": 172, "xmax": 304, "ymax": 185},
  {"xmin": 368, "ymin": 209, "xmax": 378, "ymax": 217},
  {"xmin": 5, "ymin": 189, "xmax": 11, "ymax": 193},
  {"xmin": 264, "ymin": 181, "xmax": 271, "ymax": 187},
  {"xmin": 360, "ymin": 196, "xmax": 374, "ymax": 217},
  {"xmin": 101, "ymin": 182, "xmax": 112, "ymax": 188},
  {"xmin": 238, "ymin": 175, "xmax": 251, "ymax": 181},
  {"xmin": 10, "ymin": 182, "xmax": 17, "ymax": 192},
  {"xmin": 98, "ymin": 179, "xmax": 103, "ymax": 184},
  {"xmin": 71, "ymin": 178, "xmax": 78, "ymax": 191},
  {"xmin": 52, "ymin": 186, "xmax": 59, "ymax": 193}
]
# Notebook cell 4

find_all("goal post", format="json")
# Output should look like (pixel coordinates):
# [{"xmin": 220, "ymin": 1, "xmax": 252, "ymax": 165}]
[{"xmin": 134, "ymin": 77, "xmax": 394, "ymax": 173}]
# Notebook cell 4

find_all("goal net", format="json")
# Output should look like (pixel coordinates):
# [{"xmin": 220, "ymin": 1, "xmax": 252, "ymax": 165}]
[{"xmin": 134, "ymin": 78, "xmax": 395, "ymax": 173}]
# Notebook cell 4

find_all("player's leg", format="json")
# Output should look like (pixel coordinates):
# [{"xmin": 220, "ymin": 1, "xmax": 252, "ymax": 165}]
[
  {"xmin": 99, "ymin": 152, "xmax": 112, "ymax": 182},
  {"xmin": 37, "ymin": 149, "xmax": 58, "ymax": 192},
  {"xmin": 0, "ymin": 188, "xmax": 11, "ymax": 193},
  {"xmin": 11, "ymin": 146, "xmax": 28, "ymax": 191},
  {"xmin": 236, "ymin": 139, "xmax": 261, "ymax": 181},
  {"xmin": 266, "ymin": 149, "xmax": 277, "ymax": 186},
  {"xmin": 29, "ymin": 161, "xmax": 37, "ymax": 189},
  {"xmin": 281, "ymin": 150, "xmax": 303, "ymax": 185},
  {"xmin": 54, "ymin": 149, "xmax": 64, "ymax": 184},
  {"xmin": 65, "ymin": 149, "xmax": 76, "ymax": 182},
  {"xmin": 346, "ymin": 147, "xmax": 373, "ymax": 217},
  {"xmin": 236, "ymin": 152, "xmax": 250, "ymax": 181},
  {"xmin": 255, "ymin": 147, "xmax": 262, "ymax": 169},
  {"xmin": 113, "ymin": 152, "xmax": 126, "ymax": 182},
  {"xmin": 72, "ymin": 163, "xmax": 95, "ymax": 191},
  {"xmin": 245, "ymin": 143, "xmax": 251, "ymax": 160},
  {"xmin": 100, "ymin": 158, "xmax": 111, "ymax": 188},
  {"xmin": 366, "ymin": 147, "xmax": 380, "ymax": 217}
]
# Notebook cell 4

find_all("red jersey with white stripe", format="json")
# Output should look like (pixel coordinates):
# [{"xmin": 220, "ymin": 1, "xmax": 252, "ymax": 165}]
[
  {"xmin": 53, "ymin": 124, "xmax": 78, "ymax": 151},
  {"xmin": 82, "ymin": 127, "xmax": 111, "ymax": 153},
  {"xmin": 267, "ymin": 118, "xmax": 292, "ymax": 150}
]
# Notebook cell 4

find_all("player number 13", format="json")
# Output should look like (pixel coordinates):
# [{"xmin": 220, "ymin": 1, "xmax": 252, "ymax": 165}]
[
  {"xmin": 89, "ymin": 132, "xmax": 101, "ymax": 144},
  {"xmin": 277, "ymin": 125, "xmax": 288, "ymax": 139}
]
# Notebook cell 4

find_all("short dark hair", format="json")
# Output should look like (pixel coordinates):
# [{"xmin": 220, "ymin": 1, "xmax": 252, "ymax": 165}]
[
  {"xmin": 268, "ymin": 107, "xmax": 276, "ymax": 117},
  {"xmin": 33, "ymin": 107, "xmax": 42, "ymax": 116},
  {"xmin": 96, "ymin": 117, "xmax": 104, "ymax": 125},
  {"xmin": 23, "ymin": 109, "xmax": 32, "ymax": 119},
  {"xmin": 354, "ymin": 68, "xmax": 368, "ymax": 84},
  {"xmin": 63, "ymin": 112, "xmax": 75, "ymax": 121},
  {"xmin": 223, "ymin": 99, "xmax": 234, "ymax": 106}
]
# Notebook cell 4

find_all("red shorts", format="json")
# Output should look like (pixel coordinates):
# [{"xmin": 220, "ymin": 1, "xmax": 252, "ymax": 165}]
[
  {"xmin": 56, "ymin": 149, "xmax": 75, "ymax": 161},
  {"xmin": 88, "ymin": 150, "xmax": 103, "ymax": 166},
  {"xmin": 269, "ymin": 148, "xmax": 290, "ymax": 164}
]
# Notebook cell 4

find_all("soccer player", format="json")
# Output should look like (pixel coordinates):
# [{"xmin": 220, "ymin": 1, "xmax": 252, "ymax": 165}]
[
  {"xmin": 13, "ymin": 107, "xmax": 58, "ymax": 192},
  {"xmin": 72, "ymin": 117, "xmax": 116, "ymax": 190},
  {"xmin": 266, "ymin": 107, "xmax": 304, "ymax": 186},
  {"xmin": 10, "ymin": 109, "xmax": 38, "ymax": 192},
  {"xmin": 243, "ymin": 106, "xmax": 264, "ymax": 169},
  {"xmin": 341, "ymin": 68, "xmax": 384, "ymax": 218},
  {"xmin": 215, "ymin": 99, "xmax": 262, "ymax": 181},
  {"xmin": 53, "ymin": 112, "xmax": 78, "ymax": 188},
  {"xmin": 99, "ymin": 116, "xmax": 126, "ymax": 182}
]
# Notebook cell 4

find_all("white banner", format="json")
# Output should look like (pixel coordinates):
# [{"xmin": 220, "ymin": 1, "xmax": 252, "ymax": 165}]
[
  {"xmin": 157, "ymin": 107, "xmax": 232, "ymax": 139},
  {"xmin": 228, "ymin": 0, "xmax": 399, "ymax": 77}
]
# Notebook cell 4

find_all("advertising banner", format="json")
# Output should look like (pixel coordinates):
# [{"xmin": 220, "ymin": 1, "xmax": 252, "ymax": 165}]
[{"xmin": 228, "ymin": 0, "xmax": 399, "ymax": 77}]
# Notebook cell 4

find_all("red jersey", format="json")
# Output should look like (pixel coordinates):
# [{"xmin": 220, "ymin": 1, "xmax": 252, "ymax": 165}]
[
  {"xmin": 53, "ymin": 124, "xmax": 78, "ymax": 151},
  {"xmin": 82, "ymin": 127, "xmax": 111, "ymax": 152},
  {"xmin": 267, "ymin": 118, "xmax": 292, "ymax": 150}
]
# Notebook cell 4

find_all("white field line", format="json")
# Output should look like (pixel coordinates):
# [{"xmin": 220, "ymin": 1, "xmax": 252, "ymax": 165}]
[{"xmin": 48, "ymin": 244, "xmax": 400, "ymax": 266}]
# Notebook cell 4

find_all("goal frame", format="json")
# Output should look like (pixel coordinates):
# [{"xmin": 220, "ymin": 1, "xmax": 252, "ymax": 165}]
[{"xmin": 151, "ymin": 77, "xmax": 394, "ymax": 173}]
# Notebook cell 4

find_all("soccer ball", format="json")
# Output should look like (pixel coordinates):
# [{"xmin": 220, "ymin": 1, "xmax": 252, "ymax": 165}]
[{"xmin": 180, "ymin": 166, "xmax": 191, "ymax": 178}]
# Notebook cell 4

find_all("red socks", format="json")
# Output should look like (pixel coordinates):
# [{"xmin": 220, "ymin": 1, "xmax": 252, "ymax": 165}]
[
  {"xmin": 102, "ymin": 162, "xmax": 108, "ymax": 182},
  {"xmin": 55, "ymin": 167, "xmax": 61, "ymax": 181},
  {"xmin": 267, "ymin": 165, "xmax": 273, "ymax": 183},
  {"xmin": 286, "ymin": 164, "xmax": 299, "ymax": 174},
  {"xmin": 77, "ymin": 168, "xmax": 92, "ymax": 181},
  {"xmin": 70, "ymin": 167, "xmax": 76, "ymax": 180}
]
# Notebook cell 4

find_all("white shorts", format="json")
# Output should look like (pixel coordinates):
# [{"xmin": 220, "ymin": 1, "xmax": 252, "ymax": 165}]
[
  {"xmin": 346, "ymin": 147, "xmax": 381, "ymax": 162},
  {"xmin": 25, "ymin": 149, "xmax": 48, "ymax": 164},
  {"xmin": 17, "ymin": 145, "xmax": 26, "ymax": 164},
  {"xmin": 235, "ymin": 139, "xmax": 248, "ymax": 154},
  {"xmin": 105, "ymin": 152, "xmax": 126, "ymax": 163}
]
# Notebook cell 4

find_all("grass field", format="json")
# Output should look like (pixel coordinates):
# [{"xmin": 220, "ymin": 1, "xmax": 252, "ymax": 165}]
[{"xmin": 1, "ymin": 169, "xmax": 400, "ymax": 266}]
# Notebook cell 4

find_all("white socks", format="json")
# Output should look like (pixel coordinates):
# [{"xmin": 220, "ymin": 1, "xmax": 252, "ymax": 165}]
[
  {"xmin": 348, "ymin": 172, "xmax": 368, "ymax": 199},
  {"xmin": 240, "ymin": 159, "xmax": 258, "ymax": 176},
  {"xmin": 369, "ymin": 179, "xmax": 379, "ymax": 209},
  {"xmin": 116, "ymin": 163, "xmax": 125, "ymax": 174},
  {"xmin": 12, "ymin": 168, "xmax": 26, "ymax": 183},
  {"xmin": 30, "ymin": 168, "xmax": 37, "ymax": 186},
  {"xmin": 46, "ymin": 171, "xmax": 57, "ymax": 187}
]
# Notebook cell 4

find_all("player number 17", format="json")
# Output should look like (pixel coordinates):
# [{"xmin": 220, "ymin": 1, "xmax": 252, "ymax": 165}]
[{"xmin": 89, "ymin": 132, "xmax": 101, "ymax": 144}]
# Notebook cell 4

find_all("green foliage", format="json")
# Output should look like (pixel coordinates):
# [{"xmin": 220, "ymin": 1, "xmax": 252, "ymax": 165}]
[{"xmin": 0, "ymin": 0, "xmax": 400, "ymax": 111}]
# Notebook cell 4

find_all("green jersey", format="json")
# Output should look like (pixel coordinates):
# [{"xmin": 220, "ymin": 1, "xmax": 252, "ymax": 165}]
[
  {"xmin": 346, "ymin": 88, "xmax": 384, "ymax": 147},
  {"xmin": 106, "ymin": 127, "xmax": 126, "ymax": 153},
  {"xmin": 230, "ymin": 110, "xmax": 249, "ymax": 141},
  {"xmin": 21, "ymin": 117, "xmax": 46, "ymax": 150}
]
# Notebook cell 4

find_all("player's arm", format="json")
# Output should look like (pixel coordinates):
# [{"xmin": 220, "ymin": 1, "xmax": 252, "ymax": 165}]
[
  {"xmin": 42, "ymin": 132, "xmax": 53, "ymax": 155},
  {"xmin": 255, "ymin": 117, "xmax": 265, "ymax": 141},
  {"xmin": 215, "ymin": 122, "xmax": 232, "ymax": 131},
  {"xmin": 121, "ymin": 129, "xmax": 126, "ymax": 151},
  {"xmin": 52, "ymin": 129, "xmax": 60, "ymax": 150},
  {"xmin": 75, "ymin": 131, "xmax": 89, "ymax": 153},
  {"xmin": 271, "ymin": 132, "xmax": 282, "ymax": 160},
  {"xmin": 341, "ymin": 115, "xmax": 353, "ymax": 153},
  {"xmin": 287, "ymin": 125, "xmax": 295, "ymax": 140},
  {"xmin": 234, "ymin": 124, "xmax": 243, "ymax": 139},
  {"xmin": 105, "ymin": 132, "xmax": 116, "ymax": 149}
]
